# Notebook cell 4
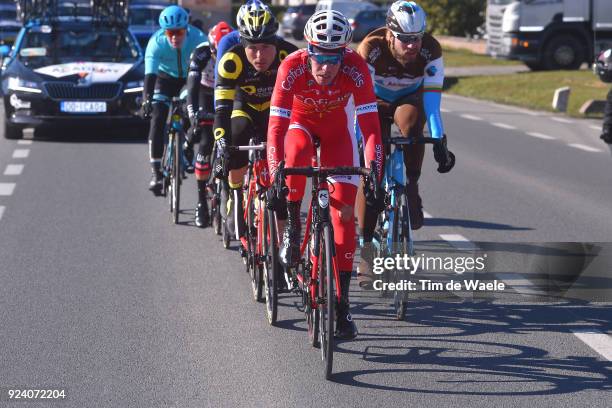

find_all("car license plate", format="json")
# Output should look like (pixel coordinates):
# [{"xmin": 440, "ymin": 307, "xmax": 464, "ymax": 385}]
[{"xmin": 60, "ymin": 101, "xmax": 107, "ymax": 113}]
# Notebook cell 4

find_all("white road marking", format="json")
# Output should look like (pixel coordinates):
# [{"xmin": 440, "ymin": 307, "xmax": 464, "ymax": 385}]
[
  {"xmin": 460, "ymin": 114, "xmax": 483, "ymax": 121},
  {"xmin": 440, "ymin": 108, "xmax": 451, "ymax": 113},
  {"xmin": 568, "ymin": 143, "xmax": 603, "ymax": 153},
  {"xmin": 12, "ymin": 149, "xmax": 30, "ymax": 159},
  {"xmin": 0, "ymin": 205, "xmax": 4, "ymax": 221},
  {"xmin": 4, "ymin": 164, "xmax": 24, "ymax": 176},
  {"xmin": 439, "ymin": 234, "xmax": 478, "ymax": 251},
  {"xmin": 22, "ymin": 129, "xmax": 34, "ymax": 140},
  {"xmin": 423, "ymin": 211, "xmax": 433, "ymax": 219},
  {"xmin": 552, "ymin": 117, "xmax": 573, "ymax": 124},
  {"xmin": 17, "ymin": 139, "xmax": 33, "ymax": 145},
  {"xmin": 492, "ymin": 122, "xmax": 517, "ymax": 130},
  {"xmin": 526, "ymin": 132, "xmax": 556, "ymax": 140},
  {"xmin": 572, "ymin": 329, "xmax": 612, "ymax": 361},
  {"xmin": 0, "ymin": 183, "xmax": 16, "ymax": 196},
  {"xmin": 589, "ymin": 125, "xmax": 602, "ymax": 131},
  {"xmin": 496, "ymin": 273, "xmax": 543, "ymax": 296}
]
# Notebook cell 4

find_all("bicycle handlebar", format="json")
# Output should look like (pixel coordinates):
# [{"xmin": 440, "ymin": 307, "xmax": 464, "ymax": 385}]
[
  {"xmin": 386, "ymin": 136, "xmax": 443, "ymax": 146},
  {"xmin": 226, "ymin": 143, "xmax": 266, "ymax": 152},
  {"xmin": 274, "ymin": 161, "xmax": 379, "ymax": 200}
]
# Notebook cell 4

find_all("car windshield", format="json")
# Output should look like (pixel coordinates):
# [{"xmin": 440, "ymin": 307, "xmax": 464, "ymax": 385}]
[
  {"xmin": 18, "ymin": 27, "xmax": 140, "ymax": 68},
  {"xmin": 331, "ymin": 3, "xmax": 375, "ymax": 19},
  {"xmin": 130, "ymin": 7, "xmax": 162, "ymax": 25}
]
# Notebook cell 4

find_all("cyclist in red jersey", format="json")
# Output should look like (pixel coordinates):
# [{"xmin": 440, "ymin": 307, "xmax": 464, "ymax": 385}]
[{"xmin": 267, "ymin": 10, "xmax": 384, "ymax": 340}]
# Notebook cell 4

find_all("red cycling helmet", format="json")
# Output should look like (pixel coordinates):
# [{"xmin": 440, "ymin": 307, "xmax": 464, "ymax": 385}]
[{"xmin": 208, "ymin": 21, "xmax": 233, "ymax": 54}]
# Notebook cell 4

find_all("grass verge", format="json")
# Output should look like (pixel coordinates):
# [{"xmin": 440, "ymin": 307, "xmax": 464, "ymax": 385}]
[
  {"xmin": 443, "ymin": 47, "xmax": 521, "ymax": 67},
  {"xmin": 444, "ymin": 70, "xmax": 608, "ymax": 118}
]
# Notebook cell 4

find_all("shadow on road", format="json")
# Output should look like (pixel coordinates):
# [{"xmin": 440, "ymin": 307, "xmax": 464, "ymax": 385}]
[
  {"xmin": 23, "ymin": 125, "xmax": 148, "ymax": 144},
  {"xmin": 332, "ymin": 299, "xmax": 612, "ymax": 395},
  {"xmin": 425, "ymin": 217, "xmax": 532, "ymax": 231}
]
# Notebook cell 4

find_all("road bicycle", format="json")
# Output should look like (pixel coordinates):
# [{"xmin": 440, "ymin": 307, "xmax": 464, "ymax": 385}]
[
  {"xmin": 225, "ymin": 139, "xmax": 272, "ymax": 304},
  {"xmin": 373, "ymin": 132, "xmax": 455, "ymax": 320},
  {"xmin": 160, "ymin": 97, "xmax": 191, "ymax": 224},
  {"xmin": 273, "ymin": 143, "xmax": 378, "ymax": 379}
]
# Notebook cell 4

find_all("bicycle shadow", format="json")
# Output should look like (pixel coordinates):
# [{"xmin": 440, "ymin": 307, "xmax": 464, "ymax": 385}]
[
  {"xmin": 424, "ymin": 217, "xmax": 532, "ymax": 231},
  {"xmin": 331, "ymin": 298, "xmax": 612, "ymax": 395}
]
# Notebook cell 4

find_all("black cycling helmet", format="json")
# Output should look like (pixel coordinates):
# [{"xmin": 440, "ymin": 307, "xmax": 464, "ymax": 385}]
[
  {"xmin": 236, "ymin": 0, "xmax": 278, "ymax": 43},
  {"xmin": 595, "ymin": 48, "xmax": 612, "ymax": 83}
]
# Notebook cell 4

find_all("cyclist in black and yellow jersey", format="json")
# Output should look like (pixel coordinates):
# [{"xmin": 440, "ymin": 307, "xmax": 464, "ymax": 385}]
[{"xmin": 214, "ymin": 0, "xmax": 297, "ymax": 244}]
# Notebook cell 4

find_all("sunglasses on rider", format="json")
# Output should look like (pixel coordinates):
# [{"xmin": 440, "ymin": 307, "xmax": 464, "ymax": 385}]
[
  {"xmin": 392, "ymin": 31, "xmax": 424, "ymax": 44},
  {"xmin": 165, "ymin": 28, "xmax": 186, "ymax": 38},
  {"xmin": 308, "ymin": 52, "xmax": 343, "ymax": 65}
]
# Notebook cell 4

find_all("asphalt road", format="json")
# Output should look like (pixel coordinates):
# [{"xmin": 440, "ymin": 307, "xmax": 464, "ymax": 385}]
[{"xmin": 1, "ymin": 96, "xmax": 611, "ymax": 407}]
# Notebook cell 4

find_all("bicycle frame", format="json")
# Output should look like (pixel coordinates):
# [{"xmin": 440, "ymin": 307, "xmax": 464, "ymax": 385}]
[{"xmin": 162, "ymin": 98, "xmax": 190, "ymax": 181}]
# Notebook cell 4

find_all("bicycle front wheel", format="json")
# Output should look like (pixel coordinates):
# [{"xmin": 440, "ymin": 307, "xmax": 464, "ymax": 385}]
[
  {"xmin": 171, "ymin": 131, "xmax": 181, "ymax": 224},
  {"xmin": 264, "ymin": 207, "xmax": 279, "ymax": 325},
  {"xmin": 319, "ymin": 224, "xmax": 335, "ymax": 380},
  {"xmin": 247, "ymin": 188, "xmax": 263, "ymax": 302}
]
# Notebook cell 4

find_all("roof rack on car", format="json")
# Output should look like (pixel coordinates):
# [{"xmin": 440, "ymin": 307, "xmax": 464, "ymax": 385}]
[{"xmin": 15, "ymin": 0, "xmax": 130, "ymax": 26}]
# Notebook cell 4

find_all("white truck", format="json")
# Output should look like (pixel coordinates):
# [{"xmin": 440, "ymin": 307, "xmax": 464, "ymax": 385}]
[{"xmin": 486, "ymin": 0, "xmax": 612, "ymax": 70}]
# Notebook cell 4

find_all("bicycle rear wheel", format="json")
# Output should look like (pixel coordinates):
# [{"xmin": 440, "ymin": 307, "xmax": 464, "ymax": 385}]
[
  {"xmin": 172, "ymin": 131, "xmax": 181, "ymax": 224},
  {"xmin": 319, "ymin": 225, "xmax": 335, "ymax": 379},
  {"xmin": 264, "ymin": 207, "xmax": 279, "ymax": 325}
]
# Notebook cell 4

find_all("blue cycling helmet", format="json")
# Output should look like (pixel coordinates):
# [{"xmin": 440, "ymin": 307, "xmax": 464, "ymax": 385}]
[{"xmin": 159, "ymin": 5, "xmax": 189, "ymax": 30}]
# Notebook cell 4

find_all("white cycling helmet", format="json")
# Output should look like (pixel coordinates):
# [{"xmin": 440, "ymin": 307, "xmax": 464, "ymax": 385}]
[
  {"xmin": 386, "ymin": 1, "xmax": 427, "ymax": 35},
  {"xmin": 304, "ymin": 10, "xmax": 352, "ymax": 51}
]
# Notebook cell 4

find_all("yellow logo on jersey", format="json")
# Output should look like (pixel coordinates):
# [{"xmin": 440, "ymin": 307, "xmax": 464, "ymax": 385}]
[
  {"xmin": 240, "ymin": 85, "xmax": 257, "ymax": 95},
  {"xmin": 214, "ymin": 128, "xmax": 225, "ymax": 140},
  {"xmin": 218, "ymin": 52, "xmax": 243, "ymax": 80}
]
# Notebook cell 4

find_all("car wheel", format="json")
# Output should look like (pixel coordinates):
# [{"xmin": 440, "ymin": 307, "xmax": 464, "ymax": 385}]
[
  {"xmin": 292, "ymin": 30, "xmax": 304, "ymax": 41},
  {"xmin": 0, "ymin": 99, "xmax": 22, "ymax": 139},
  {"xmin": 524, "ymin": 61, "xmax": 544, "ymax": 71},
  {"xmin": 2, "ymin": 121, "xmax": 22, "ymax": 139},
  {"xmin": 542, "ymin": 35, "xmax": 584, "ymax": 70}
]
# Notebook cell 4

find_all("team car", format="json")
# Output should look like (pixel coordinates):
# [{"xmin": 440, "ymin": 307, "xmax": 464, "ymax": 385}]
[{"xmin": 0, "ymin": 0, "xmax": 146, "ymax": 139}]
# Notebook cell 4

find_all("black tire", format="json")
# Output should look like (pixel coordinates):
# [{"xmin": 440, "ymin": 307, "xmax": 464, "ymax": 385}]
[
  {"xmin": 1, "ymin": 99, "xmax": 22, "ymax": 139},
  {"xmin": 247, "ymin": 186, "xmax": 263, "ymax": 302},
  {"xmin": 524, "ymin": 61, "xmax": 545, "ymax": 71},
  {"xmin": 393, "ymin": 194, "xmax": 412, "ymax": 321},
  {"xmin": 542, "ymin": 34, "xmax": 585, "ymax": 70},
  {"xmin": 172, "ymin": 132, "xmax": 181, "ymax": 224},
  {"xmin": 211, "ymin": 181, "xmax": 222, "ymax": 235},
  {"xmin": 390, "ymin": 205, "xmax": 406, "ymax": 320},
  {"xmin": 306, "ymin": 238, "xmax": 320, "ymax": 346},
  {"xmin": 2, "ymin": 122, "xmax": 21, "ymax": 139},
  {"xmin": 292, "ymin": 30, "xmax": 304, "ymax": 41},
  {"xmin": 264, "ymin": 208, "xmax": 279, "ymax": 325},
  {"xmin": 319, "ymin": 225, "xmax": 335, "ymax": 380},
  {"xmin": 220, "ymin": 177, "xmax": 230, "ymax": 248}
]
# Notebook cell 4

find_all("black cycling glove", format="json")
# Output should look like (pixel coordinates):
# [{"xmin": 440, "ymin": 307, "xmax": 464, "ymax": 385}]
[{"xmin": 433, "ymin": 135, "xmax": 455, "ymax": 173}]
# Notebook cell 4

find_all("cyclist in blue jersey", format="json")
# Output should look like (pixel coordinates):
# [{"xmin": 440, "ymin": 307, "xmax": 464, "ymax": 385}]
[{"xmin": 142, "ymin": 5, "xmax": 206, "ymax": 194}]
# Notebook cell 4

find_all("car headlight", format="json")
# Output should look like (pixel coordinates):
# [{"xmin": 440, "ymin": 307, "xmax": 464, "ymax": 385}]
[
  {"xmin": 7, "ymin": 76, "xmax": 42, "ymax": 94},
  {"xmin": 124, "ymin": 80, "xmax": 144, "ymax": 94}
]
